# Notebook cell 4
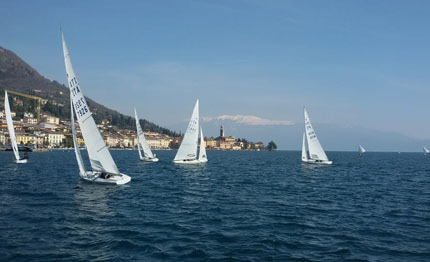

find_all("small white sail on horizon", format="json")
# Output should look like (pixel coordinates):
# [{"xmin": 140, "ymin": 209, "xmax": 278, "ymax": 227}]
[
  {"xmin": 423, "ymin": 146, "xmax": 429, "ymax": 155},
  {"xmin": 359, "ymin": 144, "xmax": 366, "ymax": 154},
  {"xmin": 135, "ymin": 108, "xmax": 158, "ymax": 162},
  {"xmin": 174, "ymin": 99, "xmax": 207, "ymax": 164},
  {"xmin": 302, "ymin": 108, "xmax": 332, "ymax": 164},
  {"xmin": 4, "ymin": 91, "xmax": 27, "ymax": 163},
  {"xmin": 62, "ymin": 32, "xmax": 130, "ymax": 184}
]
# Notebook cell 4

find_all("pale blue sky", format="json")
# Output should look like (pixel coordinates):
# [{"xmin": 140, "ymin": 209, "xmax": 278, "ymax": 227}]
[{"xmin": 1, "ymin": 0, "xmax": 430, "ymax": 149}]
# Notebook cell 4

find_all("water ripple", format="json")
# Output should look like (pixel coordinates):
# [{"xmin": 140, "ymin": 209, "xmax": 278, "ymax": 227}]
[{"xmin": 1, "ymin": 151, "xmax": 429, "ymax": 261}]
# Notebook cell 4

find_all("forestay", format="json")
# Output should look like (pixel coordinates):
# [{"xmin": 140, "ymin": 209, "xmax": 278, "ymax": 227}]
[
  {"xmin": 174, "ymin": 100, "xmax": 199, "ymax": 161},
  {"xmin": 62, "ymin": 33, "xmax": 120, "ymax": 175},
  {"xmin": 304, "ymin": 108, "xmax": 329, "ymax": 161}
]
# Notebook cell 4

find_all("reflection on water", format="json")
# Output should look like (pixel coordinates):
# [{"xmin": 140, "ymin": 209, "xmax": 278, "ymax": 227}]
[{"xmin": 72, "ymin": 181, "xmax": 121, "ymax": 217}]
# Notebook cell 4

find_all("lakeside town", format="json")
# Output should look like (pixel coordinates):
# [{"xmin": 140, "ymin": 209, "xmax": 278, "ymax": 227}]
[{"xmin": 0, "ymin": 96, "xmax": 266, "ymax": 151}]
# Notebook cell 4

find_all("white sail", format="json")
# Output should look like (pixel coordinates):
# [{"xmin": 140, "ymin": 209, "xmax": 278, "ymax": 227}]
[
  {"xmin": 4, "ymin": 91, "xmax": 20, "ymax": 161},
  {"xmin": 423, "ymin": 146, "xmax": 429, "ymax": 154},
  {"xmin": 134, "ymin": 108, "xmax": 154, "ymax": 159},
  {"xmin": 62, "ymin": 33, "xmax": 120, "ymax": 175},
  {"xmin": 359, "ymin": 144, "xmax": 366, "ymax": 154},
  {"xmin": 137, "ymin": 142, "xmax": 143, "ymax": 159},
  {"xmin": 198, "ymin": 127, "xmax": 208, "ymax": 162},
  {"xmin": 174, "ymin": 99, "xmax": 199, "ymax": 161},
  {"xmin": 301, "ymin": 132, "xmax": 308, "ymax": 161},
  {"xmin": 70, "ymin": 94, "xmax": 86, "ymax": 176},
  {"xmin": 304, "ymin": 108, "xmax": 329, "ymax": 161}
]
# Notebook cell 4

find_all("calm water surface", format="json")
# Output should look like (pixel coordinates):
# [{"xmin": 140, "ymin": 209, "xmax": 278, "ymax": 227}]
[{"xmin": 0, "ymin": 150, "xmax": 429, "ymax": 261}]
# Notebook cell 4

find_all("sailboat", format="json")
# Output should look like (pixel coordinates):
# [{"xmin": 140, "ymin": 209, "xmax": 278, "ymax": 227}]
[
  {"xmin": 134, "ymin": 108, "xmax": 158, "ymax": 162},
  {"xmin": 359, "ymin": 144, "xmax": 366, "ymax": 155},
  {"xmin": 63, "ymin": 33, "xmax": 131, "ymax": 185},
  {"xmin": 4, "ymin": 91, "xmax": 28, "ymax": 163},
  {"xmin": 173, "ymin": 99, "xmax": 208, "ymax": 164},
  {"xmin": 423, "ymin": 146, "xmax": 429, "ymax": 155},
  {"xmin": 301, "ymin": 108, "xmax": 332, "ymax": 164}
]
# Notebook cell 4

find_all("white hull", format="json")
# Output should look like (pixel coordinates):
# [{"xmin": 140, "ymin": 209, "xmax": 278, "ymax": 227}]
[
  {"xmin": 80, "ymin": 171, "xmax": 131, "ymax": 185},
  {"xmin": 139, "ymin": 157, "xmax": 159, "ymax": 162},
  {"xmin": 302, "ymin": 159, "xmax": 332, "ymax": 165},
  {"xmin": 173, "ymin": 159, "xmax": 206, "ymax": 164},
  {"xmin": 15, "ymin": 159, "xmax": 28, "ymax": 164}
]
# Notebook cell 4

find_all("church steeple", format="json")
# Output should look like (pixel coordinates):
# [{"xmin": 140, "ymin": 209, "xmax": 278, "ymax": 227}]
[{"xmin": 220, "ymin": 125, "xmax": 225, "ymax": 137}]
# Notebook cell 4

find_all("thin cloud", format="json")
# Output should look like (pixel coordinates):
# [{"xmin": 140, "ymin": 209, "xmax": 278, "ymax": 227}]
[{"xmin": 202, "ymin": 115, "xmax": 293, "ymax": 126}]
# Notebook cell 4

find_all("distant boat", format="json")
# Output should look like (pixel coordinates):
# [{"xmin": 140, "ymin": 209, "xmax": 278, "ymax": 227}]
[
  {"xmin": 301, "ymin": 108, "xmax": 332, "ymax": 165},
  {"xmin": 423, "ymin": 146, "xmax": 429, "ymax": 155},
  {"xmin": 5, "ymin": 146, "xmax": 32, "ymax": 152},
  {"xmin": 4, "ymin": 91, "xmax": 28, "ymax": 163},
  {"xmin": 359, "ymin": 144, "xmax": 366, "ymax": 155},
  {"xmin": 63, "ymin": 32, "xmax": 131, "ymax": 185},
  {"xmin": 134, "ymin": 108, "xmax": 158, "ymax": 162},
  {"xmin": 173, "ymin": 99, "xmax": 208, "ymax": 164}
]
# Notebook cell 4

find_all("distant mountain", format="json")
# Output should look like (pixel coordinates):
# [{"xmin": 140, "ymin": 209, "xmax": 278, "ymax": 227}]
[
  {"xmin": 0, "ymin": 47, "xmax": 178, "ymax": 136},
  {"xmin": 198, "ymin": 119, "xmax": 429, "ymax": 152}
]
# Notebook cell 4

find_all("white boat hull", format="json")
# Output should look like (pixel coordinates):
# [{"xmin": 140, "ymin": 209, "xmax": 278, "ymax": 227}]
[
  {"xmin": 302, "ymin": 159, "xmax": 332, "ymax": 165},
  {"xmin": 173, "ymin": 159, "xmax": 207, "ymax": 164},
  {"xmin": 80, "ymin": 171, "xmax": 131, "ymax": 185},
  {"xmin": 140, "ymin": 157, "xmax": 159, "ymax": 162},
  {"xmin": 15, "ymin": 159, "xmax": 28, "ymax": 164}
]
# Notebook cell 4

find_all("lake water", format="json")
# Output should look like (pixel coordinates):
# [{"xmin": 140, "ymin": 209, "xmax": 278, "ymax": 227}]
[{"xmin": 1, "ymin": 150, "xmax": 429, "ymax": 261}]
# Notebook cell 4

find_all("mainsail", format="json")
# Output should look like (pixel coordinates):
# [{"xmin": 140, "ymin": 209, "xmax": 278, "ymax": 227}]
[
  {"xmin": 304, "ymin": 108, "xmax": 329, "ymax": 161},
  {"xmin": 134, "ymin": 108, "xmax": 154, "ymax": 159},
  {"xmin": 359, "ymin": 145, "xmax": 366, "ymax": 154},
  {"xmin": 198, "ymin": 127, "xmax": 207, "ymax": 161},
  {"xmin": 424, "ymin": 146, "xmax": 429, "ymax": 154},
  {"xmin": 70, "ymin": 93, "xmax": 86, "ymax": 176},
  {"xmin": 4, "ymin": 91, "xmax": 20, "ymax": 161},
  {"xmin": 62, "ymin": 33, "xmax": 120, "ymax": 175},
  {"xmin": 174, "ymin": 99, "xmax": 199, "ymax": 161}
]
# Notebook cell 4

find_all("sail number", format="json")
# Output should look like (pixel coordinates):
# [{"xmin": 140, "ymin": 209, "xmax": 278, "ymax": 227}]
[
  {"xmin": 69, "ymin": 77, "xmax": 81, "ymax": 96},
  {"xmin": 69, "ymin": 77, "xmax": 88, "ymax": 118},
  {"xmin": 74, "ymin": 97, "xmax": 89, "ymax": 118},
  {"xmin": 188, "ymin": 119, "xmax": 197, "ymax": 132}
]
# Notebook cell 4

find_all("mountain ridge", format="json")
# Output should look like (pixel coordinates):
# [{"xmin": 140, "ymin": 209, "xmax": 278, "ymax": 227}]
[{"xmin": 0, "ymin": 46, "xmax": 179, "ymax": 137}]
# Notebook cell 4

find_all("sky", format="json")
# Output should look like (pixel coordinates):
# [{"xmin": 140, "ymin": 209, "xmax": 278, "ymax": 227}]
[{"xmin": 1, "ymin": 0, "xmax": 430, "ymax": 151}]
